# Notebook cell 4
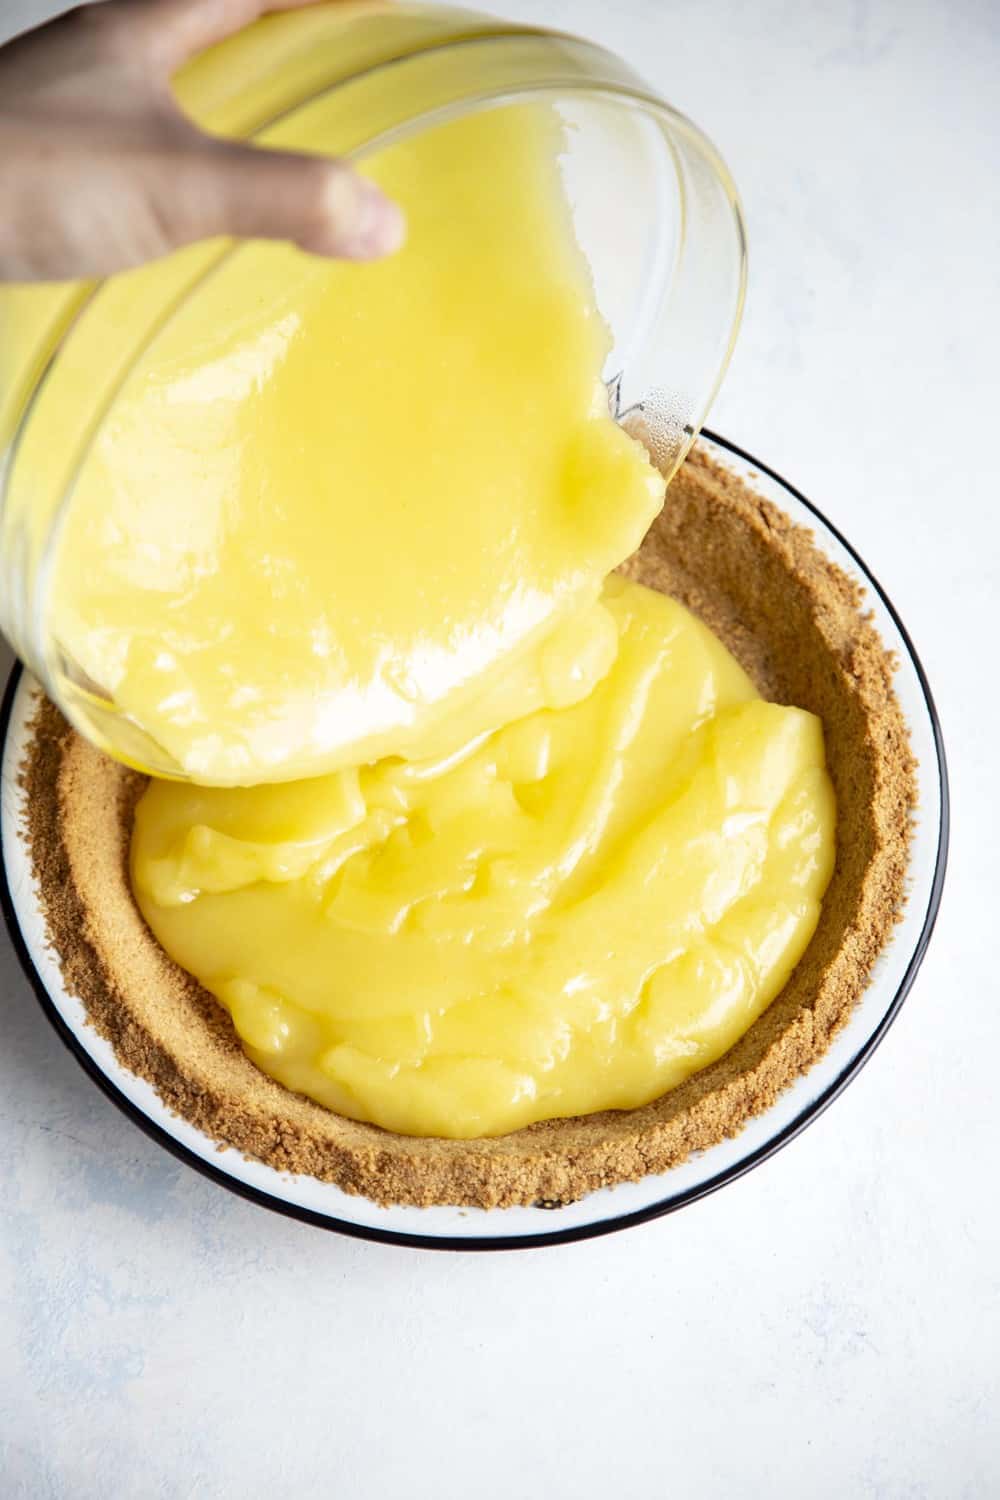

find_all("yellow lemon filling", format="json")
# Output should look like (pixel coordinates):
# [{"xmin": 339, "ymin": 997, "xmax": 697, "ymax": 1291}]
[{"xmin": 133, "ymin": 579, "xmax": 835, "ymax": 1138}]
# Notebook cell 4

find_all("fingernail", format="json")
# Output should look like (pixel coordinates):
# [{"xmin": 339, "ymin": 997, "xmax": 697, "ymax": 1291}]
[{"xmin": 345, "ymin": 181, "xmax": 406, "ymax": 260}]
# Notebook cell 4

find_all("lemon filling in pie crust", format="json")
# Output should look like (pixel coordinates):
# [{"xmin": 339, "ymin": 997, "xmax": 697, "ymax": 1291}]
[{"xmin": 20, "ymin": 450, "xmax": 915, "ymax": 1208}]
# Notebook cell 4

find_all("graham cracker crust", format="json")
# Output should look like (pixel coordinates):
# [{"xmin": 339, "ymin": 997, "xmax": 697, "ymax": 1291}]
[{"xmin": 18, "ymin": 447, "xmax": 916, "ymax": 1208}]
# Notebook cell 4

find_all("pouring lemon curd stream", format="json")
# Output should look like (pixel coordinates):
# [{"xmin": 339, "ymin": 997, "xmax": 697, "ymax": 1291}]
[{"xmin": 8, "ymin": 25, "xmax": 835, "ymax": 1140}]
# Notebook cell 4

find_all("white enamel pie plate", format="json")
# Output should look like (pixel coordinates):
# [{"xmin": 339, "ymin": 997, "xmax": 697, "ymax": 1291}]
[{"xmin": 0, "ymin": 433, "xmax": 948, "ymax": 1250}]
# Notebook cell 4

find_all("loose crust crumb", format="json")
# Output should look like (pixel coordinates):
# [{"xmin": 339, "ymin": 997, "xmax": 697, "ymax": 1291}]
[{"xmin": 19, "ymin": 447, "xmax": 916, "ymax": 1208}]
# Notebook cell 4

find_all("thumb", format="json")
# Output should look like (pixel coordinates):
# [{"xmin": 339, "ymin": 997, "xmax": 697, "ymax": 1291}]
[{"xmin": 167, "ymin": 138, "xmax": 406, "ymax": 261}]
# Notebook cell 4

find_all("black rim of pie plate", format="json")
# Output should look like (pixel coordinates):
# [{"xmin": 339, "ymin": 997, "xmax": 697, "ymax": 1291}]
[{"xmin": 0, "ymin": 430, "xmax": 950, "ymax": 1253}]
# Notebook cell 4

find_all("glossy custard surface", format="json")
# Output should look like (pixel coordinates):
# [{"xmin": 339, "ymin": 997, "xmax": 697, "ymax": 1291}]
[{"xmin": 133, "ymin": 580, "xmax": 836, "ymax": 1138}]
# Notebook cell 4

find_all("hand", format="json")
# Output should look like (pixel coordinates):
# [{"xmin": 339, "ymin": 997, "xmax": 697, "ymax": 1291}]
[{"xmin": 0, "ymin": 0, "xmax": 406, "ymax": 281}]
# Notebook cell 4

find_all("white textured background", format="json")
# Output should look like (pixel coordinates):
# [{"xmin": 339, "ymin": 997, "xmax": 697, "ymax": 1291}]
[{"xmin": 1, "ymin": 2, "xmax": 997, "ymax": 1497}]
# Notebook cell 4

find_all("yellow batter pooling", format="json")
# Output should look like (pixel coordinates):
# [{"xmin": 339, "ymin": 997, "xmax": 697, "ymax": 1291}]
[{"xmin": 132, "ymin": 578, "xmax": 835, "ymax": 1138}]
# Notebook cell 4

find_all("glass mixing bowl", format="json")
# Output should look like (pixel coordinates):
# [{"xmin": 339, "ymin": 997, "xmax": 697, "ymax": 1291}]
[{"xmin": 0, "ymin": 1, "xmax": 746, "ymax": 777}]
